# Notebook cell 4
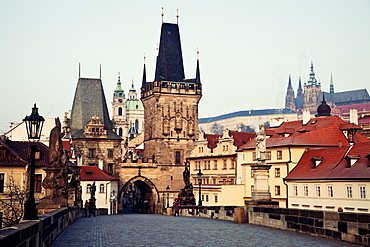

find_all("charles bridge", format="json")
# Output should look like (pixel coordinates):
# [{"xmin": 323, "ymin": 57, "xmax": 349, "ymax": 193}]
[{"xmin": 1, "ymin": 205, "xmax": 369, "ymax": 246}]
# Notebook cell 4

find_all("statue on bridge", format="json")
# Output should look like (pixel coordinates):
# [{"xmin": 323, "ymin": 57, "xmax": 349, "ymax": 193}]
[
  {"xmin": 255, "ymin": 123, "xmax": 266, "ymax": 161},
  {"xmin": 178, "ymin": 165, "xmax": 195, "ymax": 205}
]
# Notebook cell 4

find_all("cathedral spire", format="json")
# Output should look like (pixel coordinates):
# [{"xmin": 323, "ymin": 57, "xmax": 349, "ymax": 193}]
[
  {"xmin": 297, "ymin": 76, "xmax": 303, "ymax": 98},
  {"xmin": 114, "ymin": 72, "xmax": 124, "ymax": 98},
  {"xmin": 287, "ymin": 74, "xmax": 293, "ymax": 89},
  {"xmin": 307, "ymin": 60, "xmax": 318, "ymax": 86},
  {"xmin": 330, "ymin": 72, "xmax": 334, "ymax": 94}
]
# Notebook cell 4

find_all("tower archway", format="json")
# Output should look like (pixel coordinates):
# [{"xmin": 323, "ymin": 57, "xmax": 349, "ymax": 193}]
[{"xmin": 119, "ymin": 176, "xmax": 160, "ymax": 214}]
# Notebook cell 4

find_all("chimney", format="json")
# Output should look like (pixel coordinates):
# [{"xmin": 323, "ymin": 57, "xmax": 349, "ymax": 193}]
[
  {"xmin": 350, "ymin": 109, "xmax": 358, "ymax": 125},
  {"xmin": 303, "ymin": 110, "xmax": 311, "ymax": 125}
]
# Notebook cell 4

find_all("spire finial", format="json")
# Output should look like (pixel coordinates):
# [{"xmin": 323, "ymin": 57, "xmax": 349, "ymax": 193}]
[
  {"xmin": 131, "ymin": 77, "xmax": 134, "ymax": 87},
  {"xmin": 196, "ymin": 47, "xmax": 199, "ymax": 59},
  {"xmin": 79, "ymin": 62, "xmax": 81, "ymax": 78},
  {"xmin": 156, "ymin": 43, "xmax": 159, "ymax": 51},
  {"xmin": 161, "ymin": 7, "xmax": 164, "ymax": 23},
  {"xmin": 144, "ymin": 53, "xmax": 146, "ymax": 64},
  {"xmin": 176, "ymin": 9, "xmax": 179, "ymax": 24},
  {"xmin": 118, "ymin": 72, "xmax": 121, "ymax": 82},
  {"xmin": 99, "ymin": 64, "xmax": 101, "ymax": 79}
]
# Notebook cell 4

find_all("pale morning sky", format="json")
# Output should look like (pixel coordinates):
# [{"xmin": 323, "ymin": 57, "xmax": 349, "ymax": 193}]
[{"xmin": 1, "ymin": 0, "xmax": 370, "ymax": 134}]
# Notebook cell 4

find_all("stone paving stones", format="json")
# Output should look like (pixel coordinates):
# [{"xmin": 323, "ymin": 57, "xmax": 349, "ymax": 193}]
[{"xmin": 51, "ymin": 214, "xmax": 359, "ymax": 247}]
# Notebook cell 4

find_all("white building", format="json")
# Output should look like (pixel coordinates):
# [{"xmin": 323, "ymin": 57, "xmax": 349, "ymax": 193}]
[{"xmin": 80, "ymin": 166, "xmax": 119, "ymax": 215}]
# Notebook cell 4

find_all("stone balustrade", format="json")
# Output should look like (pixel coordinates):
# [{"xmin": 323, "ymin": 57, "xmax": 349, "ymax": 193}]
[{"xmin": 0, "ymin": 206, "xmax": 85, "ymax": 247}]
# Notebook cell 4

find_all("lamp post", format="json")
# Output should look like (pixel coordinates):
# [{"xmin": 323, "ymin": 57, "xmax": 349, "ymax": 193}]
[
  {"xmin": 162, "ymin": 193, "xmax": 165, "ymax": 210},
  {"xmin": 166, "ymin": 185, "xmax": 170, "ymax": 208},
  {"xmin": 197, "ymin": 169, "xmax": 203, "ymax": 206},
  {"xmin": 23, "ymin": 103, "xmax": 45, "ymax": 220}
]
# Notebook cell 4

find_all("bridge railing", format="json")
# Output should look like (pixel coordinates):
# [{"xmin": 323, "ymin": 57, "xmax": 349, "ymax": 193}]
[{"xmin": 0, "ymin": 206, "xmax": 85, "ymax": 247}]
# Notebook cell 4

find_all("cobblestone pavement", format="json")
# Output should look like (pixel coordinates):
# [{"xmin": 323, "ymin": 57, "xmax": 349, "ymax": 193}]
[{"xmin": 51, "ymin": 214, "xmax": 359, "ymax": 247}]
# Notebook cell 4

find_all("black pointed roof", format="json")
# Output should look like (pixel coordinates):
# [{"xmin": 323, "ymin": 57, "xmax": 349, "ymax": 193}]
[
  {"xmin": 67, "ymin": 78, "xmax": 120, "ymax": 140},
  {"xmin": 154, "ymin": 23, "xmax": 185, "ymax": 82}
]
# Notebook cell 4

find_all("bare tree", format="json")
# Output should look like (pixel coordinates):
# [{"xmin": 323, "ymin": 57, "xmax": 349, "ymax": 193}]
[
  {"xmin": 210, "ymin": 122, "xmax": 224, "ymax": 135},
  {"xmin": 0, "ymin": 175, "xmax": 26, "ymax": 228}
]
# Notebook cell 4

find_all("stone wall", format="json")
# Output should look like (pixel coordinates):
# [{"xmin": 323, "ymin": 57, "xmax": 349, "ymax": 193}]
[
  {"xmin": 0, "ymin": 206, "xmax": 84, "ymax": 247},
  {"xmin": 248, "ymin": 206, "xmax": 370, "ymax": 246},
  {"xmin": 173, "ymin": 205, "xmax": 240, "ymax": 222}
]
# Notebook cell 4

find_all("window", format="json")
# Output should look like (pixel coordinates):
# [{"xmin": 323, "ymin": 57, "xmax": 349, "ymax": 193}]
[
  {"xmin": 0, "ymin": 173, "xmax": 4, "ymax": 193},
  {"xmin": 118, "ymin": 128, "xmax": 123, "ymax": 136},
  {"xmin": 251, "ymin": 169, "xmax": 254, "ymax": 178},
  {"xmin": 315, "ymin": 185, "xmax": 321, "ymax": 197},
  {"xmin": 277, "ymin": 150, "xmax": 283, "ymax": 160},
  {"xmin": 346, "ymin": 185, "xmax": 353, "ymax": 198},
  {"xmin": 206, "ymin": 195, "xmax": 209, "ymax": 202},
  {"xmin": 360, "ymin": 186, "xmax": 366, "ymax": 199},
  {"xmin": 252, "ymin": 152, "xmax": 256, "ymax": 161},
  {"xmin": 199, "ymin": 147, "xmax": 203, "ymax": 153},
  {"xmin": 251, "ymin": 185, "xmax": 254, "ymax": 192},
  {"xmin": 34, "ymin": 151, "xmax": 41, "ymax": 160},
  {"xmin": 118, "ymin": 107, "xmax": 123, "ymax": 116},
  {"xmin": 213, "ymin": 160, "xmax": 218, "ymax": 170},
  {"xmin": 303, "ymin": 185, "xmax": 309, "ymax": 196},
  {"xmin": 107, "ymin": 163, "xmax": 113, "ymax": 173},
  {"xmin": 215, "ymin": 195, "xmax": 218, "ymax": 203},
  {"xmin": 100, "ymin": 184, "xmax": 105, "ymax": 193},
  {"xmin": 108, "ymin": 149, "xmax": 114, "ymax": 158},
  {"xmin": 293, "ymin": 185, "xmax": 298, "ymax": 196},
  {"xmin": 265, "ymin": 151, "xmax": 271, "ymax": 160},
  {"xmin": 87, "ymin": 184, "xmax": 91, "ymax": 193},
  {"xmin": 274, "ymin": 168, "xmax": 280, "ymax": 177},
  {"xmin": 201, "ymin": 195, "xmax": 204, "ymax": 201},
  {"xmin": 327, "ymin": 185, "xmax": 333, "ymax": 198},
  {"xmin": 275, "ymin": 186, "xmax": 280, "ymax": 195},
  {"xmin": 88, "ymin": 149, "xmax": 96, "ymax": 158},
  {"xmin": 0, "ymin": 150, "xmax": 6, "ymax": 157},
  {"xmin": 223, "ymin": 160, "xmax": 227, "ymax": 169},
  {"xmin": 34, "ymin": 174, "xmax": 42, "ymax": 193},
  {"xmin": 230, "ymin": 160, "xmax": 235, "ymax": 169},
  {"xmin": 175, "ymin": 150, "xmax": 182, "ymax": 164}
]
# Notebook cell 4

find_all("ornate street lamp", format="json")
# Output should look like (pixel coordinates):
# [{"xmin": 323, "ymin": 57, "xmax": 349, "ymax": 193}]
[
  {"xmin": 197, "ymin": 169, "xmax": 203, "ymax": 206},
  {"xmin": 166, "ymin": 185, "xmax": 170, "ymax": 208},
  {"xmin": 23, "ymin": 103, "xmax": 45, "ymax": 220},
  {"xmin": 162, "ymin": 193, "xmax": 165, "ymax": 210}
]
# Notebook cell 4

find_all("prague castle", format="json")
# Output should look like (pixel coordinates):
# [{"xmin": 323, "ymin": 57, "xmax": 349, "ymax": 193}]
[{"xmin": 285, "ymin": 61, "xmax": 370, "ymax": 112}]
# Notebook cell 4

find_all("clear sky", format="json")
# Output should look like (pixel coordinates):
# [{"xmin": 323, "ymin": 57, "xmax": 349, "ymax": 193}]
[{"xmin": 1, "ymin": 0, "xmax": 370, "ymax": 134}]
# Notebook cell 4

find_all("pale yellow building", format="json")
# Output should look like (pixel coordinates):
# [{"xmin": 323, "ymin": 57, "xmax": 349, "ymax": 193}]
[{"xmin": 187, "ymin": 129, "xmax": 254, "ymax": 206}]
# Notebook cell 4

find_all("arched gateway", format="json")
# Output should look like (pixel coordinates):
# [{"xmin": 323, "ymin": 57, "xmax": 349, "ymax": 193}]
[{"xmin": 119, "ymin": 176, "xmax": 160, "ymax": 214}]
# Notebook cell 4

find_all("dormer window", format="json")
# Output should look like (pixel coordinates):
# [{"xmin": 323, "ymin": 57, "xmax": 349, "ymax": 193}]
[
  {"xmin": 311, "ymin": 156, "xmax": 323, "ymax": 168},
  {"xmin": 345, "ymin": 155, "xmax": 360, "ymax": 167}
]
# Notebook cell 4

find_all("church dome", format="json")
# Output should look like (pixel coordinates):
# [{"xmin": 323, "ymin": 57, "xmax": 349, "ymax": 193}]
[{"xmin": 316, "ymin": 99, "xmax": 331, "ymax": 116}]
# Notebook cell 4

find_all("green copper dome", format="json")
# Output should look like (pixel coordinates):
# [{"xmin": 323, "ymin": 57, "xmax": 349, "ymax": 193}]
[
  {"xmin": 114, "ymin": 74, "xmax": 125, "ymax": 98},
  {"xmin": 126, "ymin": 100, "xmax": 144, "ymax": 111}
]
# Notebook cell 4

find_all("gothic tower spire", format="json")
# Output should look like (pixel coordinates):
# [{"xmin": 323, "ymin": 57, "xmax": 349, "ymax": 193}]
[
  {"xmin": 142, "ymin": 55, "xmax": 147, "ymax": 88},
  {"xmin": 285, "ymin": 74, "xmax": 295, "ymax": 111},
  {"xmin": 330, "ymin": 72, "xmax": 334, "ymax": 94},
  {"xmin": 195, "ymin": 49, "xmax": 201, "ymax": 84},
  {"xmin": 297, "ymin": 76, "xmax": 303, "ymax": 98}
]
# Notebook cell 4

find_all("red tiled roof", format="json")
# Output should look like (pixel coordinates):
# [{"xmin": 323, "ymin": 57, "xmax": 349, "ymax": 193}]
[
  {"xmin": 335, "ymin": 103, "xmax": 370, "ymax": 115},
  {"xmin": 205, "ymin": 134, "xmax": 221, "ymax": 150},
  {"xmin": 229, "ymin": 131, "xmax": 255, "ymax": 148},
  {"xmin": 80, "ymin": 166, "xmax": 119, "ymax": 181},
  {"xmin": 240, "ymin": 116, "xmax": 361, "ymax": 150},
  {"xmin": 0, "ymin": 139, "xmax": 49, "ymax": 167},
  {"xmin": 359, "ymin": 116, "xmax": 370, "ymax": 124},
  {"xmin": 285, "ymin": 142, "xmax": 370, "ymax": 180}
]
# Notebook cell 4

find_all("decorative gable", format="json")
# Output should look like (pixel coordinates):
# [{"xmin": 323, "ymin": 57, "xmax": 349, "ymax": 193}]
[{"xmin": 84, "ymin": 114, "xmax": 107, "ymax": 138}]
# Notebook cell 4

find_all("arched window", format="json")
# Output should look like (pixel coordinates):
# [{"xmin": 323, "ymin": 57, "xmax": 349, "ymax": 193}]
[
  {"xmin": 118, "ymin": 107, "xmax": 123, "ymax": 116},
  {"xmin": 118, "ymin": 128, "xmax": 123, "ymax": 137},
  {"xmin": 87, "ymin": 184, "xmax": 91, "ymax": 193},
  {"xmin": 135, "ymin": 119, "xmax": 139, "ymax": 129},
  {"xmin": 100, "ymin": 184, "xmax": 105, "ymax": 193}
]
